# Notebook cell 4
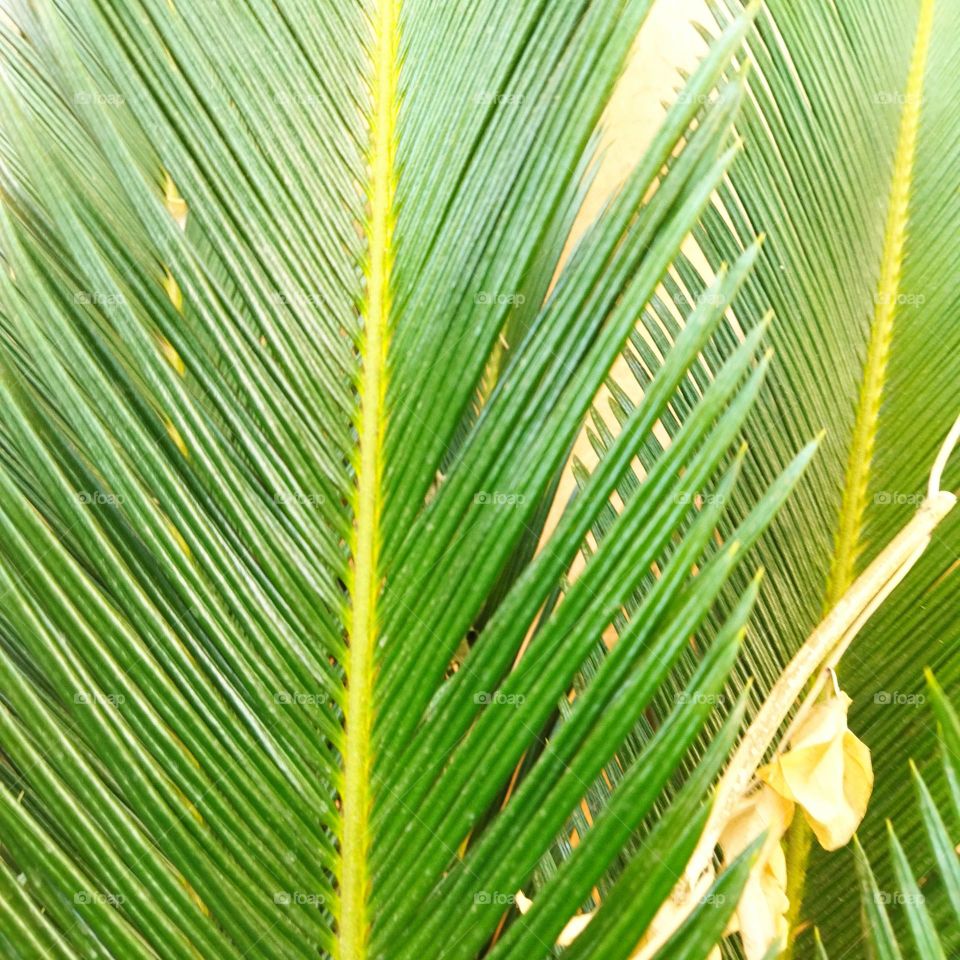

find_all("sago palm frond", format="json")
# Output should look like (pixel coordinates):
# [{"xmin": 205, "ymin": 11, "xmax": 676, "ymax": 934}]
[
  {"xmin": 625, "ymin": 0, "xmax": 960, "ymax": 953},
  {"xmin": 0, "ymin": 2, "xmax": 823, "ymax": 959}
]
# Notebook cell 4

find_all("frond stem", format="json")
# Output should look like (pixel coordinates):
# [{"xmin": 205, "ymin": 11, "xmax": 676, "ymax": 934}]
[
  {"xmin": 785, "ymin": 3, "xmax": 936, "ymax": 949},
  {"xmin": 825, "ymin": 0, "xmax": 935, "ymax": 605},
  {"xmin": 341, "ymin": 1, "xmax": 398, "ymax": 956}
]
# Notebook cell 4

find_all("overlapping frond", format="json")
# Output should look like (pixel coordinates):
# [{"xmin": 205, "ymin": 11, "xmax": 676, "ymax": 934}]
[{"xmin": 624, "ymin": 0, "xmax": 960, "ymax": 951}]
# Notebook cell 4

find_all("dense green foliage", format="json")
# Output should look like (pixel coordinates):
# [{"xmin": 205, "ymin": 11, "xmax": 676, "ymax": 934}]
[{"xmin": 0, "ymin": 1, "xmax": 956, "ymax": 959}]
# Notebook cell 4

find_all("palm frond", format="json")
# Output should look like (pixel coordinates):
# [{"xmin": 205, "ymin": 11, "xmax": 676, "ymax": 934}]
[
  {"xmin": 623, "ymin": 0, "xmax": 960, "ymax": 951},
  {"xmin": 0, "ymin": 2, "xmax": 824, "ymax": 959}
]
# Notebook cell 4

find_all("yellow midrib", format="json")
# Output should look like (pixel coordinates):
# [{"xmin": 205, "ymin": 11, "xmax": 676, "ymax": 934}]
[
  {"xmin": 785, "ymin": 3, "xmax": 935, "ymax": 954},
  {"xmin": 824, "ymin": 0, "xmax": 935, "ymax": 606},
  {"xmin": 341, "ymin": 0, "xmax": 398, "ymax": 956}
]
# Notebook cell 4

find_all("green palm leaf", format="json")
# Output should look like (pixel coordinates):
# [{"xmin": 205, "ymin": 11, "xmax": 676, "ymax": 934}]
[
  {"xmin": 629, "ymin": 0, "xmax": 960, "ymax": 952},
  {"xmin": 0, "ymin": 2, "xmax": 822, "ymax": 959}
]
